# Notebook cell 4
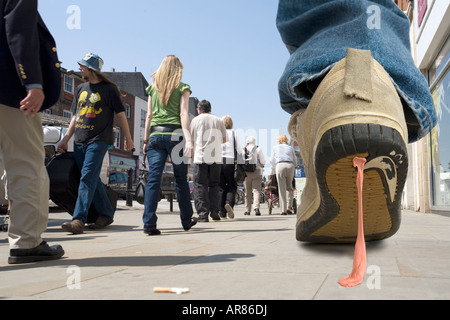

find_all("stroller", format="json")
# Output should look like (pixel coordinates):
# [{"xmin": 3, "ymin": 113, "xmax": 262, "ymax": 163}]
[{"xmin": 265, "ymin": 174, "xmax": 297, "ymax": 215}]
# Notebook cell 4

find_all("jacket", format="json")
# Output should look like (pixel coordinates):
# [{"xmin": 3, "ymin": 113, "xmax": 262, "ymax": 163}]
[{"xmin": 0, "ymin": 0, "xmax": 61, "ymax": 110}]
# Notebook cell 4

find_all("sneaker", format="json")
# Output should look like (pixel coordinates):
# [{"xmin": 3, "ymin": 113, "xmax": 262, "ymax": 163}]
[
  {"xmin": 255, "ymin": 208, "xmax": 261, "ymax": 216},
  {"xmin": 288, "ymin": 48, "xmax": 408, "ymax": 243},
  {"xmin": 61, "ymin": 219, "xmax": 85, "ymax": 234},
  {"xmin": 244, "ymin": 212, "xmax": 250, "ymax": 216},
  {"xmin": 224, "ymin": 204, "xmax": 235, "ymax": 219}
]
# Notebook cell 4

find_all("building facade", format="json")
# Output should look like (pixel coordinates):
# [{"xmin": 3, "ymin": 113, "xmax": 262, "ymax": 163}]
[{"xmin": 397, "ymin": 0, "xmax": 450, "ymax": 214}]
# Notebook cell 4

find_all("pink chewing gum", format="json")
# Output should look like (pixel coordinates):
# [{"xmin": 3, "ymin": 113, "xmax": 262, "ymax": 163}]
[{"xmin": 338, "ymin": 157, "xmax": 367, "ymax": 288}]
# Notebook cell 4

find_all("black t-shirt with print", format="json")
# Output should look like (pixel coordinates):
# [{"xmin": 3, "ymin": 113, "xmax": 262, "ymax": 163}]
[{"xmin": 70, "ymin": 81, "xmax": 125, "ymax": 145}]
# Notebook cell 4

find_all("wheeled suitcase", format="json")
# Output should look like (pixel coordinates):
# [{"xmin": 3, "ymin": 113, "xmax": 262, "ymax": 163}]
[{"xmin": 46, "ymin": 152, "xmax": 118, "ymax": 223}]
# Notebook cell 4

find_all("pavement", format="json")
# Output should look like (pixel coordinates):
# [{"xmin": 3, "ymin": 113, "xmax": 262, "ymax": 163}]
[{"xmin": 1, "ymin": 199, "xmax": 450, "ymax": 301}]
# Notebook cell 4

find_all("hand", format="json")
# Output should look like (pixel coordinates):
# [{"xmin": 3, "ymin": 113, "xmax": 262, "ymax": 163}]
[
  {"xmin": 57, "ymin": 138, "xmax": 68, "ymax": 154},
  {"xmin": 20, "ymin": 88, "xmax": 45, "ymax": 117},
  {"xmin": 183, "ymin": 140, "xmax": 193, "ymax": 158},
  {"xmin": 125, "ymin": 138, "xmax": 135, "ymax": 152}
]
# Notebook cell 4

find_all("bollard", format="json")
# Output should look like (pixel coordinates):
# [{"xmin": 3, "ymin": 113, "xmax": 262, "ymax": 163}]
[{"xmin": 126, "ymin": 168, "xmax": 133, "ymax": 207}]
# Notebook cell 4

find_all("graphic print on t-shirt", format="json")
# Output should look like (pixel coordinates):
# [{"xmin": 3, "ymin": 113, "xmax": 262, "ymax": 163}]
[{"xmin": 77, "ymin": 91, "xmax": 103, "ymax": 122}]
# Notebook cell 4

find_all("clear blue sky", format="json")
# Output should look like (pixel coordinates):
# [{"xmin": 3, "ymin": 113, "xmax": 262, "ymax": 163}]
[{"xmin": 38, "ymin": 0, "xmax": 292, "ymax": 169}]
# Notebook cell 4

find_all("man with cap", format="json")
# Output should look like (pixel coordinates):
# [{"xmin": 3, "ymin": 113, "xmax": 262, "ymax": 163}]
[
  {"xmin": 0, "ymin": 0, "xmax": 64, "ymax": 263},
  {"xmin": 57, "ymin": 53, "xmax": 134, "ymax": 234}
]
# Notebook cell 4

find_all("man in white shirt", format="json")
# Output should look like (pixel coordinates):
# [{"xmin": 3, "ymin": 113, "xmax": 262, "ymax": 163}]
[{"xmin": 190, "ymin": 100, "xmax": 227, "ymax": 222}]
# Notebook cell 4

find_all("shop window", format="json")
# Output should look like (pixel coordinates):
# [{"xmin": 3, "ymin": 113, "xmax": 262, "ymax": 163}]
[{"xmin": 430, "ymin": 36, "xmax": 450, "ymax": 208}]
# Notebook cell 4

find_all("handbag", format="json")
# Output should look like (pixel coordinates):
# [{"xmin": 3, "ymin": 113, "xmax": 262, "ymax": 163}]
[
  {"xmin": 233, "ymin": 131, "xmax": 246, "ymax": 184},
  {"xmin": 135, "ymin": 156, "xmax": 147, "ymax": 205}
]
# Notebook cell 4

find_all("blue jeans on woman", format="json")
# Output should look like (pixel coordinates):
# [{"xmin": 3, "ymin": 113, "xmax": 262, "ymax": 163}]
[
  {"xmin": 72, "ymin": 141, "xmax": 114, "ymax": 223},
  {"xmin": 143, "ymin": 134, "xmax": 194, "ymax": 231},
  {"xmin": 276, "ymin": 0, "xmax": 438, "ymax": 143}
]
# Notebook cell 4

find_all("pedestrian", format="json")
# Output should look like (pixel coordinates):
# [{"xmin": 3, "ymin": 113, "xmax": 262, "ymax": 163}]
[
  {"xmin": 141, "ymin": 55, "xmax": 197, "ymax": 235},
  {"xmin": 270, "ymin": 134, "xmax": 297, "ymax": 215},
  {"xmin": 0, "ymin": 0, "xmax": 64, "ymax": 264},
  {"xmin": 277, "ymin": 0, "xmax": 437, "ymax": 243},
  {"xmin": 57, "ymin": 53, "xmax": 134, "ymax": 234},
  {"xmin": 218, "ymin": 115, "xmax": 242, "ymax": 219},
  {"xmin": 243, "ymin": 136, "xmax": 265, "ymax": 216},
  {"xmin": 191, "ymin": 100, "xmax": 227, "ymax": 222}
]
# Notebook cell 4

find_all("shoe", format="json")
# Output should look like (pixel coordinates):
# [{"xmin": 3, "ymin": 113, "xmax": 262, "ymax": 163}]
[
  {"xmin": 184, "ymin": 217, "xmax": 198, "ymax": 231},
  {"xmin": 244, "ymin": 212, "xmax": 250, "ymax": 216},
  {"xmin": 61, "ymin": 219, "xmax": 85, "ymax": 234},
  {"xmin": 255, "ymin": 208, "xmax": 261, "ymax": 216},
  {"xmin": 287, "ymin": 209, "xmax": 294, "ymax": 215},
  {"xmin": 288, "ymin": 48, "xmax": 408, "ymax": 243},
  {"xmin": 210, "ymin": 212, "xmax": 221, "ymax": 221},
  {"xmin": 281, "ymin": 212, "xmax": 287, "ymax": 216},
  {"xmin": 198, "ymin": 215, "xmax": 209, "ymax": 222},
  {"xmin": 144, "ymin": 229, "xmax": 161, "ymax": 236},
  {"xmin": 8, "ymin": 241, "xmax": 64, "ymax": 264},
  {"xmin": 89, "ymin": 216, "xmax": 114, "ymax": 229},
  {"xmin": 224, "ymin": 204, "xmax": 235, "ymax": 219}
]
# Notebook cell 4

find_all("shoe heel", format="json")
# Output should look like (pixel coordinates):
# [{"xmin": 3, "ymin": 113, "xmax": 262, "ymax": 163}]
[
  {"xmin": 304, "ymin": 123, "xmax": 408, "ymax": 243},
  {"xmin": 292, "ymin": 49, "xmax": 409, "ymax": 243}
]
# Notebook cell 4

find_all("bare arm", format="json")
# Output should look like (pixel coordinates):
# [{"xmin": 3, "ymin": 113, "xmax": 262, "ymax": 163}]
[
  {"xmin": 116, "ymin": 111, "xmax": 134, "ymax": 152},
  {"xmin": 180, "ymin": 90, "xmax": 193, "ymax": 158},
  {"xmin": 143, "ymin": 96, "xmax": 153, "ymax": 155},
  {"xmin": 56, "ymin": 115, "xmax": 76, "ymax": 153}
]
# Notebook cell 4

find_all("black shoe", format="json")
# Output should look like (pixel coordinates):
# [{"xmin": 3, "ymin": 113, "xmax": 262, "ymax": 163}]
[
  {"xmin": 281, "ymin": 212, "xmax": 287, "ymax": 215},
  {"xmin": 244, "ymin": 212, "xmax": 250, "ymax": 216},
  {"xmin": 8, "ymin": 241, "xmax": 64, "ymax": 264},
  {"xmin": 184, "ymin": 217, "xmax": 198, "ymax": 231},
  {"xmin": 255, "ymin": 209, "xmax": 261, "ymax": 216},
  {"xmin": 198, "ymin": 215, "xmax": 209, "ymax": 222},
  {"xmin": 144, "ymin": 229, "xmax": 161, "ymax": 236},
  {"xmin": 210, "ymin": 212, "xmax": 221, "ymax": 221},
  {"xmin": 287, "ymin": 209, "xmax": 294, "ymax": 215}
]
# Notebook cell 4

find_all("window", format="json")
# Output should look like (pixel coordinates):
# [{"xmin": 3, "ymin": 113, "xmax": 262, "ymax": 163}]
[
  {"xmin": 64, "ymin": 75, "xmax": 74, "ymax": 94},
  {"xmin": 125, "ymin": 104, "xmax": 131, "ymax": 119},
  {"xmin": 114, "ymin": 127, "xmax": 122, "ymax": 149},
  {"xmin": 63, "ymin": 110, "xmax": 73, "ymax": 119},
  {"xmin": 429, "ymin": 36, "xmax": 450, "ymax": 208},
  {"xmin": 141, "ymin": 110, "xmax": 147, "ymax": 128}
]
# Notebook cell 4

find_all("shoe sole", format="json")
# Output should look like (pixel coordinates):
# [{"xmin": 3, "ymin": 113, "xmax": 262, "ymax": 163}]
[
  {"xmin": 296, "ymin": 123, "xmax": 408, "ymax": 243},
  {"xmin": 225, "ymin": 204, "xmax": 235, "ymax": 219}
]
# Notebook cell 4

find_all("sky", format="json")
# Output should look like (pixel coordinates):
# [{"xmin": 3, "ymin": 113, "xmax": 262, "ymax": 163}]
[{"xmin": 38, "ymin": 0, "xmax": 292, "ymax": 170}]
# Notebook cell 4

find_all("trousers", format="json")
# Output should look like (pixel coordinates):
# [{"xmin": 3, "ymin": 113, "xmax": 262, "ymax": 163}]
[
  {"xmin": 0, "ymin": 105, "xmax": 49, "ymax": 249},
  {"xmin": 276, "ymin": 0, "xmax": 437, "ymax": 142}
]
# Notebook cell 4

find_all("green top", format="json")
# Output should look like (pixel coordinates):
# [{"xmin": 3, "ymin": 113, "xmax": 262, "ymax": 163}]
[{"xmin": 146, "ymin": 82, "xmax": 191, "ymax": 130}]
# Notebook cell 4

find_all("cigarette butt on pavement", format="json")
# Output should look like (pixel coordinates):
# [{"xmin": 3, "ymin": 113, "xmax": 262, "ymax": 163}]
[{"xmin": 153, "ymin": 287, "xmax": 190, "ymax": 295}]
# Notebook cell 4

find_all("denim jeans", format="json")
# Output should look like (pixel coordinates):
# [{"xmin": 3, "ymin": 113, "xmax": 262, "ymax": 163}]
[
  {"xmin": 276, "ymin": 0, "xmax": 438, "ymax": 143},
  {"xmin": 73, "ymin": 141, "xmax": 114, "ymax": 223},
  {"xmin": 143, "ymin": 134, "xmax": 193, "ymax": 231}
]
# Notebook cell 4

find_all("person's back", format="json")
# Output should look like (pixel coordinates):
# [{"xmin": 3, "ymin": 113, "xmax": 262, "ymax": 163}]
[{"xmin": 191, "ymin": 112, "xmax": 226, "ymax": 165}]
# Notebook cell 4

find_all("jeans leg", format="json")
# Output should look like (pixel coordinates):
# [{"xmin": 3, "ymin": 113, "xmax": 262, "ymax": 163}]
[
  {"xmin": 276, "ymin": 0, "xmax": 437, "ymax": 142},
  {"xmin": 143, "ymin": 136, "xmax": 166, "ymax": 230},
  {"xmin": 72, "ymin": 142, "xmax": 109, "ymax": 223},
  {"xmin": 172, "ymin": 160, "xmax": 193, "ymax": 228}
]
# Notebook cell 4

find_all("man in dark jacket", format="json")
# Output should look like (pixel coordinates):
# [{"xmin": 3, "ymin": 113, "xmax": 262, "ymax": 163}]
[{"xmin": 0, "ymin": 0, "xmax": 64, "ymax": 264}]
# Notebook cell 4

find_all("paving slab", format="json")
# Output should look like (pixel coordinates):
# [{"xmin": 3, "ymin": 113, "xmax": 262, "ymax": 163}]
[{"xmin": 1, "ymin": 200, "xmax": 450, "ymax": 301}]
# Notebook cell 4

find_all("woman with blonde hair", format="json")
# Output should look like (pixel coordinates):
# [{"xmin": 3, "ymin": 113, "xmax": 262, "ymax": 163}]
[
  {"xmin": 270, "ymin": 134, "xmax": 297, "ymax": 215},
  {"xmin": 218, "ymin": 115, "xmax": 242, "ymax": 219},
  {"xmin": 142, "ymin": 55, "xmax": 196, "ymax": 235}
]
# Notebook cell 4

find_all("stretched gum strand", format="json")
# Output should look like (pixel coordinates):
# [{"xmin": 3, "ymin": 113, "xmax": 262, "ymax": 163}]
[{"xmin": 338, "ymin": 157, "xmax": 367, "ymax": 287}]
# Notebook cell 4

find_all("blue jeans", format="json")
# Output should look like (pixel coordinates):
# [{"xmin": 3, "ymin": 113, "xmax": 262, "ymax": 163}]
[
  {"xmin": 143, "ymin": 134, "xmax": 193, "ymax": 231},
  {"xmin": 73, "ymin": 141, "xmax": 114, "ymax": 223},
  {"xmin": 276, "ymin": 0, "xmax": 437, "ymax": 143}
]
